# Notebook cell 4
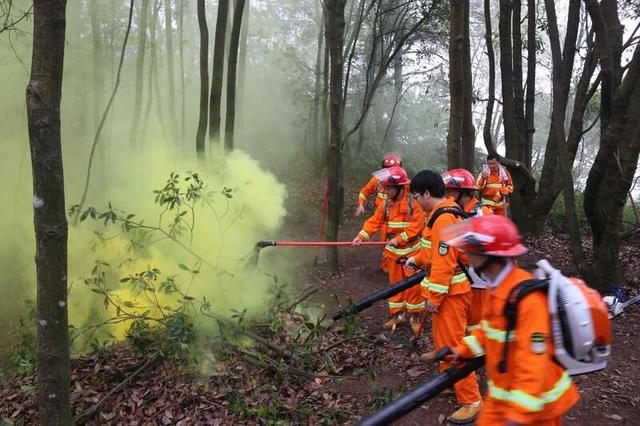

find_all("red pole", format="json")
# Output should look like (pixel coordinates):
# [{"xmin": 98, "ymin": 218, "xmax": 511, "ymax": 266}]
[{"xmin": 260, "ymin": 240, "xmax": 388, "ymax": 247}]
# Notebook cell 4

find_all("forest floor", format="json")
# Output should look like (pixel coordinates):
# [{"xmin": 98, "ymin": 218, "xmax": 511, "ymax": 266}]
[{"xmin": 1, "ymin": 166, "xmax": 640, "ymax": 425}]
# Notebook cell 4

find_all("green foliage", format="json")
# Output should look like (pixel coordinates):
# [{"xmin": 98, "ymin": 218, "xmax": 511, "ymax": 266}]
[{"xmin": 6, "ymin": 301, "xmax": 36, "ymax": 374}]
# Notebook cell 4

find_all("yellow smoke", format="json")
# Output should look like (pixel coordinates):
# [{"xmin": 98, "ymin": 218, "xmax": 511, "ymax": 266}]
[{"xmin": 65, "ymin": 148, "xmax": 289, "ymax": 343}]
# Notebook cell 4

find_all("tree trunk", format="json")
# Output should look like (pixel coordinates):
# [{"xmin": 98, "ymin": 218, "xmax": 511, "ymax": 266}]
[
  {"xmin": 498, "ymin": 0, "xmax": 519, "ymax": 161},
  {"xmin": 237, "ymin": 0, "xmax": 250, "ymax": 131},
  {"xmin": 528, "ymin": 0, "xmax": 581, "ymax": 234},
  {"xmin": 224, "ymin": 0, "xmax": 246, "ymax": 151},
  {"xmin": 583, "ymin": 0, "xmax": 640, "ymax": 289},
  {"xmin": 325, "ymin": 0, "xmax": 347, "ymax": 272},
  {"xmin": 482, "ymin": 0, "xmax": 497, "ymax": 155},
  {"xmin": 89, "ymin": 1, "xmax": 103, "ymax": 130},
  {"xmin": 447, "ymin": 0, "xmax": 464, "ymax": 169},
  {"xmin": 310, "ymin": 9, "xmax": 324, "ymax": 163},
  {"xmin": 142, "ymin": 0, "xmax": 167, "ymax": 140},
  {"xmin": 461, "ymin": 0, "xmax": 475, "ymax": 170},
  {"xmin": 512, "ymin": 0, "xmax": 526, "ymax": 155},
  {"xmin": 26, "ymin": 1, "xmax": 71, "ymax": 424},
  {"xmin": 179, "ymin": 0, "xmax": 186, "ymax": 142},
  {"xmin": 196, "ymin": 0, "xmax": 209, "ymax": 160},
  {"xmin": 209, "ymin": 0, "xmax": 230, "ymax": 149},
  {"xmin": 524, "ymin": 0, "xmax": 536, "ymax": 169},
  {"xmin": 129, "ymin": 0, "xmax": 149, "ymax": 148},
  {"xmin": 164, "ymin": 0, "xmax": 177, "ymax": 142}
]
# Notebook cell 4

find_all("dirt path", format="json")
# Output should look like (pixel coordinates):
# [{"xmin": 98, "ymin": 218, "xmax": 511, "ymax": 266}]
[{"xmin": 281, "ymin": 168, "xmax": 640, "ymax": 425}]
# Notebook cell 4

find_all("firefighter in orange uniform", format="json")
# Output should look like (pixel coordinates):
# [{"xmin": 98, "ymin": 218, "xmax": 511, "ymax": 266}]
[
  {"xmin": 442, "ymin": 169, "xmax": 492, "ymax": 334},
  {"xmin": 354, "ymin": 154, "xmax": 402, "ymax": 217},
  {"xmin": 444, "ymin": 215, "xmax": 579, "ymax": 425},
  {"xmin": 477, "ymin": 153, "xmax": 514, "ymax": 217},
  {"xmin": 405, "ymin": 170, "xmax": 482, "ymax": 424},
  {"xmin": 352, "ymin": 166, "xmax": 425, "ymax": 331}
]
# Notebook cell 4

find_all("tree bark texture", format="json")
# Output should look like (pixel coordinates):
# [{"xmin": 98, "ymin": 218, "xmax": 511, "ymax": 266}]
[
  {"xmin": 583, "ymin": 0, "xmax": 640, "ymax": 289},
  {"xmin": 164, "ymin": 0, "xmax": 177, "ymax": 142},
  {"xmin": 237, "ymin": 0, "xmax": 250, "ymax": 130},
  {"xmin": 528, "ymin": 0, "xmax": 580, "ymax": 233},
  {"xmin": 482, "ymin": 0, "xmax": 497, "ymax": 155},
  {"xmin": 209, "ymin": 0, "xmax": 230, "ymax": 148},
  {"xmin": 512, "ymin": 0, "xmax": 526, "ymax": 155},
  {"xmin": 447, "ymin": 0, "xmax": 464, "ymax": 169},
  {"xmin": 224, "ymin": 0, "xmax": 246, "ymax": 151},
  {"xmin": 310, "ymin": 9, "xmax": 324, "ymax": 165},
  {"xmin": 129, "ymin": 0, "xmax": 149, "ymax": 147},
  {"xmin": 196, "ymin": 0, "xmax": 209, "ymax": 159},
  {"xmin": 325, "ymin": 0, "xmax": 347, "ymax": 272},
  {"xmin": 461, "ymin": 0, "xmax": 475, "ymax": 170},
  {"xmin": 524, "ymin": 0, "xmax": 536, "ymax": 169},
  {"xmin": 498, "ymin": 0, "xmax": 520, "ymax": 161},
  {"xmin": 26, "ymin": 1, "xmax": 72, "ymax": 424}
]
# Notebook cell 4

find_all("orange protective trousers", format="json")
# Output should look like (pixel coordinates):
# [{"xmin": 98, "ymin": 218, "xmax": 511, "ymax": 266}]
[
  {"xmin": 432, "ymin": 292, "xmax": 481, "ymax": 405},
  {"xmin": 467, "ymin": 288, "xmax": 489, "ymax": 332},
  {"xmin": 478, "ymin": 400, "xmax": 563, "ymax": 425},
  {"xmin": 386, "ymin": 258, "xmax": 423, "ymax": 314},
  {"xmin": 492, "ymin": 205, "xmax": 507, "ymax": 217}
]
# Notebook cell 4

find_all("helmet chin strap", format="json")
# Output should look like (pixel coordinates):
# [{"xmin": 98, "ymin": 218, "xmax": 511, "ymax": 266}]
[{"xmin": 473, "ymin": 256, "xmax": 502, "ymax": 274}]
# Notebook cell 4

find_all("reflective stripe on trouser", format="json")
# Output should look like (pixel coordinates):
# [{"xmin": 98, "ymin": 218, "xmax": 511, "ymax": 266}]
[
  {"xmin": 477, "ymin": 398, "xmax": 563, "ymax": 426},
  {"xmin": 387, "ymin": 261, "xmax": 424, "ymax": 314},
  {"xmin": 432, "ymin": 292, "xmax": 481, "ymax": 405},
  {"xmin": 467, "ymin": 288, "xmax": 490, "ymax": 333}
]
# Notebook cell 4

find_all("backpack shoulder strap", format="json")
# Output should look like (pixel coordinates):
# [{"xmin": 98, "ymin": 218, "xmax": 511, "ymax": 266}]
[
  {"xmin": 426, "ymin": 206, "xmax": 469, "ymax": 228},
  {"xmin": 498, "ymin": 278, "xmax": 549, "ymax": 373}
]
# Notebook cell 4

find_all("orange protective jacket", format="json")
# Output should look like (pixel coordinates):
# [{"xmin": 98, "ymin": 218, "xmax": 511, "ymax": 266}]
[
  {"xmin": 455, "ymin": 265, "xmax": 579, "ymax": 423},
  {"xmin": 416, "ymin": 198, "xmax": 470, "ymax": 306},
  {"xmin": 476, "ymin": 168, "xmax": 514, "ymax": 208},
  {"xmin": 358, "ymin": 175, "xmax": 387, "ymax": 207},
  {"xmin": 357, "ymin": 188, "xmax": 424, "ymax": 261},
  {"xmin": 464, "ymin": 197, "xmax": 493, "ymax": 216}
]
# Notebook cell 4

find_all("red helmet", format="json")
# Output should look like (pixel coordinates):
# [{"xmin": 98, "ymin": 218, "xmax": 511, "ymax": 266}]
[
  {"xmin": 376, "ymin": 166, "xmax": 410, "ymax": 186},
  {"xmin": 442, "ymin": 215, "xmax": 528, "ymax": 257},
  {"xmin": 382, "ymin": 154, "xmax": 402, "ymax": 168},
  {"xmin": 442, "ymin": 169, "xmax": 478, "ymax": 190}
]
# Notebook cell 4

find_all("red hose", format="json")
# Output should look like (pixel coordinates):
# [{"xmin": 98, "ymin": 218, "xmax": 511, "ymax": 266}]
[{"xmin": 258, "ymin": 240, "xmax": 388, "ymax": 248}]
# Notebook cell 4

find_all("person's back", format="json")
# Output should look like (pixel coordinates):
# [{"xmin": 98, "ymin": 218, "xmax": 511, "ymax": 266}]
[{"xmin": 446, "ymin": 215, "xmax": 579, "ymax": 425}]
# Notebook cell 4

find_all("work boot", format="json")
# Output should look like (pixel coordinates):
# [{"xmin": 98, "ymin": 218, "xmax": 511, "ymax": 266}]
[
  {"xmin": 447, "ymin": 400, "xmax": 482, "ymax": 425},
  {"xmin": 420, "ymin": 350, "xmax": 436, "ymax": 362},
  {"xmin": 383, "ymin": 313, "xmax": 405, "ymax": 330}
]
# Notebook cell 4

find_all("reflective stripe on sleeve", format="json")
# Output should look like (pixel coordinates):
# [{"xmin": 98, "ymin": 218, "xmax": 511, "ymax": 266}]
[
  {"xmin": 482, "ymin": 320, "xmax": 516, "ymax": 342},
  {"xmin": 463, "ymin": 335, "xmax": 484, "ymax": 357},
  {"xmin": 388, "ymin": 221, "xmax": 411, "ymax": 228},
  {"xmin": 406, "ymin": 301, "xmax": 425, "ymax": 311}
]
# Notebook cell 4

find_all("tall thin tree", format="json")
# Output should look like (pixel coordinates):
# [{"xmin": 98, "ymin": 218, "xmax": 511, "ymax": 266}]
[
  {"xmin": 224, "ymin": 0, "xmax": 247, "ymax": 151},
  {"xmin": 26, "ymin": 1, "xmax": 71, "ymax": 423},
  {"xmin": 196, "ymin": 0, "xmax": 209, "ymax": 159},
  {"xmin": 209, "ymin": 0, "xmax": 230, "ymax": 149},
  {"xmin": 325, "ymin": 0, "xmax": 347, "ymax": 272},
  {"xmin": 447, "ymin": 0, "xmax": 464, "ymax": 168},
  {"xmin": 129, "ymin": 0, "xmax": 149, "ymax": 147},
  {"xmin": 164, "ymin": 0, "xmax": 177, "ymax": 141}
]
